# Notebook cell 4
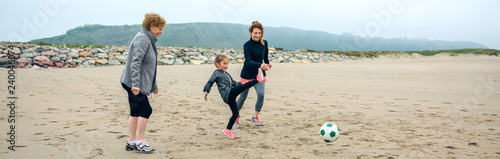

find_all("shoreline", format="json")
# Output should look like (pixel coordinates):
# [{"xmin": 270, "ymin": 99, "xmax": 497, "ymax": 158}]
[{"xmin": 1, "ymin": 42, "xmax": 498, "ymax": 69}]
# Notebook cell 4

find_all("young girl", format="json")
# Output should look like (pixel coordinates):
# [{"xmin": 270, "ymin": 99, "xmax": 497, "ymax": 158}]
[{"xmin": 203, "ymin": 54, "xmax": 267, "ymax": 139}]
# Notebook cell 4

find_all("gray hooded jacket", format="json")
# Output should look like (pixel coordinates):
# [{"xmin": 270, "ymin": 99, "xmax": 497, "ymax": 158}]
[{"xmin": 120, "ymin": 29, "xmax": 158, "ymax": 95}]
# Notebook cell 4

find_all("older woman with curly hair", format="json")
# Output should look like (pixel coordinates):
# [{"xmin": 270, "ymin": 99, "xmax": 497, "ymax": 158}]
[{"xmin": 120, "ymin": 12, "xmax": 166, "ymax": 152}]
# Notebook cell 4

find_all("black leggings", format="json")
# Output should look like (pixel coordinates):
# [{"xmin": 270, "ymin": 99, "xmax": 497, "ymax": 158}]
[
  {"xmin": 122, "ymin": 83, "xmax": 153, "ymax": 119},
  {"xmin": 226, "ymin": 80, "xmax": 259, "ymax": 130}
]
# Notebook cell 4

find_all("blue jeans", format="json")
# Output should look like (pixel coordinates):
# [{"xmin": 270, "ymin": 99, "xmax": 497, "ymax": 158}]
[{"xmin": 236, "ymin": 82, "xmax": 265, "ymax": 112}]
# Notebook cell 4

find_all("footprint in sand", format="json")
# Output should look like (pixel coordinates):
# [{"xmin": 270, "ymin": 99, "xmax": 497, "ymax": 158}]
[
  {"xmin": 319, "ymin": 92, "xmax": 329, "ymax": 96},
  {"xmin": 74, "ymin": 121, "xmax": 87, "ymax": 126},
  {"xmin": 106, "ymin": 131, "xmax": 121, "ymax": 134},
  {"xmin": 89, "ymin": 148, "xmax": 104, "ymax": 158},
  {"xmin": 147, "ymin": 129, "xmax": 160, "ymax": 133},
  {"xmin": 116, "ymin": 135, "xmax": 127, "ymax": 139}
]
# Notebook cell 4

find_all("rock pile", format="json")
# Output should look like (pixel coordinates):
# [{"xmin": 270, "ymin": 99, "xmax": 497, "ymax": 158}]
[{"xmin": 0, "ymin": 43, "xmax": 357, "ymax": 68}]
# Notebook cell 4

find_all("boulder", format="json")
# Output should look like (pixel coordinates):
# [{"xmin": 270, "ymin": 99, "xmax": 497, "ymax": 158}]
[
  {"xmin": 115, "ymin": 55, "xmax": 127, "ymax": 63},
  {"xmin": 0, "ymin": 58, "xmax": 7, "ymax": 65},
  {"xmin": 82, "ymin": 61, "xmax": 89, "ymax": 67},
  {"xmin": 198, "ymin": 55, "xmax": 208, "ymax": 61},
  {"xmin": 40, "ymin": 61, "xmax": 54, "ymax": 67},
  {"xmin": 108, "ymin": 59, "xmax": 121, "ymax": 65},
  {"xmin": 37, "ymin": 48, "xmax": 50, "ymax": 52},
  {"xmin": 235, "ymin": 54, "xmax": 244, "ymax": 59},
  {"xmin": 184, "ymin": 52, "xmax": 199, "ymax": 56},
  {"xmin": 20, "ymin": 53, "xmax": 34, "ymax": 58},
  {"xmin": 70, "ymin": 49, "xmax": 79, "ymax": 54},
  {"xmin": 58, "ymin": 54, "xmax": 67, "ymax": 59},
  {"xmin": 96, "ymin": 48, "xmax": 105, "ymax": 53},
  {"xmin": 96, "ymin": 53, "xmax": 108, "ymax": 59},
  {"xmin": 87, "ymin": 60, "xmax": 96, "ymax": 65},
  {"xmin": 58, "ymin": 49, "xmax": 70, "ymax": 54},
  {"xmin": 50, "ymin": 57, "xmax": 61, "ymax": 62},
  {"xmin": 43, "ymin": 50, "xmax": 56, "ymax": 56},
  {"xmin": 236, "ymin": 58, "xmax": 245, "ymax": 63},
  {"xmin": 74, "ymin": 60, "xmax": 83, "ymax": 65},
  {"xmin": 95, "ymin": 59, "xmax": 108, "ymax": 65},
  {"xmin": 55, "ymin": 62, "xmax": 64, "ymax": 68},
  {"xmin": 190, "ymin": 56, "xmax": 200, "ymax": 60},
  {"xmin": 90, "ymin": 48, "xmax": 98, "ymax": 54},
  {"xmin": 225, "ymin": 54, "xmax": 234, "ymax": 60},
  {"xmin": 290, "ymin": 58, "xmax": 301, "ymax": 63},
  {"xmin": 158, "ymin": 51, "xmax": 168, "ymax": 56},
  {"xmin": 34, "ymin": 56, "xmax": 49, "ymax": 62},
  {"xmin": 12, "ymin": 47, "xmax": 21, "ymax": 54},
  {"xmin": 174, "ymin": 58, "xmax": 184, "ymax": 65},
  {"xmin": 158, "ymin": 59, "xmax": 175, "ymax": 65},
  {"xmin": 31, "ymin": 65, "xmax": 40, "ymax": 69},
  {"xmin": 163, "ymin": 54, "xmax": 176, "ymax": 59},
  {"xmin": 277, "ymin": 56, "xmax": 285, "ymax": 62},
  {"xmin": 66, "ymin": 61, "xmax": 77, "ymax": 67},
  {"xmin": 24, "ymin": 47, "xmax": 38, "ymax": 53},
  {"xmin": 16, "ymin": 58, "xmax": 32, "ymax": 64},
  {"xmin": 79, "ymin": 52, "xmax": 92, "ymax": 57},
  {"xmin": 301, "ymin": 59, "xmax": 311, "ymax": 63},
  {"xmin": 116, "ymin": 47, "xmax": 125, "ymax": 52},
  {"xmin": 190, "ymin": 60, "xmax": 204, "ymax": 65},
  {"xmin": 108, "ymin": 52, "xmax": 121, "ymax": 57},
  {"xmin": 48, "ymin": 46, "xmax": 59, "ymax": 52},
  {"xmin": 68, "ymin": 52, "xmax": 79, "ymax": 58}
]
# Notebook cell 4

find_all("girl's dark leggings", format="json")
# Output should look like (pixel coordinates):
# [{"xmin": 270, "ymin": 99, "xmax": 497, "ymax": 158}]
[{"xmin": 226, "ymin": 80, "xmax": 259, "ymax": 130}]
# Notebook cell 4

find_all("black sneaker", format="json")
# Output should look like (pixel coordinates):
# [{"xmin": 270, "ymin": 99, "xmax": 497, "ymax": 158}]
[{"xmin": 125, "ymin": 142, "xmax": 136, "ymax": 151}]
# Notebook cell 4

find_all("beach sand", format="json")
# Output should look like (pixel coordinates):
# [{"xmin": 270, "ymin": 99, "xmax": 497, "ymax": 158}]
[{"xmin": 1, "ymin": 55, "xmax": 500, "ymax": 158}]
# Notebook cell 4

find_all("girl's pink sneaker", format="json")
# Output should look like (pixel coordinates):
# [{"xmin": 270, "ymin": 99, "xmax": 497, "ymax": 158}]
[{"xmin": 222, "ymin": 129, "xmax": 235, "ymax": 139}]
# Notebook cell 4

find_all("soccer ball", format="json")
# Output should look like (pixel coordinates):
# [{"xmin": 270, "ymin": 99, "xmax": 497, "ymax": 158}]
[{"xmin": 319, "ymin": 122, "xmax": 339, "ymax": 142}]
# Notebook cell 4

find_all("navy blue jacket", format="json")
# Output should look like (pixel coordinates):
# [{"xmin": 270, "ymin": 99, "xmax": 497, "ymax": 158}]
[{"xmin": 240, "ymin": 38, "xmax": 270, "ymax": 79}]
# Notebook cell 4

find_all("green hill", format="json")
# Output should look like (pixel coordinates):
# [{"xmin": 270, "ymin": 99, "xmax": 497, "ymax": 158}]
[{"xmin": 30, "ymin": 23, "xmax": 488, "ymax": 51}]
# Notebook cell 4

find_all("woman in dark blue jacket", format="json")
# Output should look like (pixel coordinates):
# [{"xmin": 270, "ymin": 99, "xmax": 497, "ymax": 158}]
[{"xmin": 236, "ymin": 21, "xmax": 272, "ymax": 126}]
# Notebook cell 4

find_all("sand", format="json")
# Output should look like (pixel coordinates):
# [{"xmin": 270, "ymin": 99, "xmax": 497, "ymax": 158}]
[{"xmin": 1, "ymin": 55, "xmax": 499, "ymax": 158}]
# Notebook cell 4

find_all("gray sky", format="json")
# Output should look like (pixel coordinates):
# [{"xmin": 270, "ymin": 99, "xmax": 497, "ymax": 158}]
[{"xmin": 2, "ymin": 0, "xmax": 499, "ymax": 49}]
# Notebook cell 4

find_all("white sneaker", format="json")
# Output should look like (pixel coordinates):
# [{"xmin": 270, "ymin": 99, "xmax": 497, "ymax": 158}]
[{"xmin": 136, "ymin": 140, "xmax": 155, "ymax": 151}]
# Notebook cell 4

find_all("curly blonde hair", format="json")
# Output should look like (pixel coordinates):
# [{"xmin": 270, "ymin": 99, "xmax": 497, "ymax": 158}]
[
  {"xmin": 249, "ymin": 21, "xmax": 265, "ymax": 45},
  {"xmin": 142, "ymin": 12, "xmax": 166, "ymax": 31}
]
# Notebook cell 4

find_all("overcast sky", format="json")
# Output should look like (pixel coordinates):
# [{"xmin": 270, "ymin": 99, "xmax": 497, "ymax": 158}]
[{"xmin": 2, "ymin": 0, "xmax": 499, "ymax": 49}]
